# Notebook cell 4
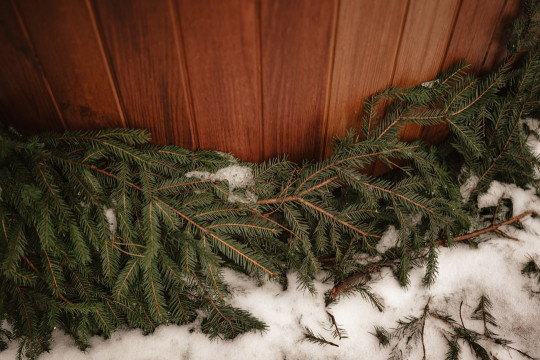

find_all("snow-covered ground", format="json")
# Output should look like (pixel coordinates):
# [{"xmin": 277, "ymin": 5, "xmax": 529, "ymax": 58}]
[
  {"xmin": 3, "ymin": 181, "xmax": 540, "ymax": 359},
  {"xmin": 5, "ymin": 119, "xmax": 540, "ymax": 359}
]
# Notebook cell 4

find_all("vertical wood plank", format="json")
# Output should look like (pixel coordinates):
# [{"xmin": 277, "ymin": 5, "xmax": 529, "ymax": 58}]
[
  {"xmin": 392, "ymin": 0, "xmax": 461, "ymax": 87},
  {"xmin": 0, "ymin": 0, "xmax": 524, "ymax": 164},
  {"xmin": 391, "ymin": 0, "xmax": 461, "ymax": 142},
  {"xmin": 323, "ymin": 0, "xmax": 408, "ymax": 157},
  {"xmin": 419, "ymin": 0, "xmax": 511, "ymax": 144},
  {"xmin": 481, "ymin": 0, "xmax": 522, "ymax": 71},
  {"xmin": 14, "ymin": 0, "xmax": 124, "ymax": 130},
  {"xmin": 0, "ymin": 1, "xmax": 63, "ymax": 133},
  {"xmin": 441, "ymin": 0, "xmax": 507, "ymax": 72},
  {"xmin": 92, "ymin": 0, "xmax": 195, "ymax": 148},
  {"xmin": 177, "ymin": 0, "xmax": 261, "ymax": 162},
  {"xmin": 261, "ymin": 0, "xmax": 337, "ymax": 162},
  {"xmin": 372, "ymin": 0, "xmax": 460, "ymax": 176}
]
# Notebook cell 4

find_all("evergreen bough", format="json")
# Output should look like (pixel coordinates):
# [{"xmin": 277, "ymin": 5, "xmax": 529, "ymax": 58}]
[
  {"xmin": 1, "ymin": 2, "xmax": 539, "ymax": 358},
  {"xmin": 373, "ymin": 296, "xmax": 535, "ymax": 359}
]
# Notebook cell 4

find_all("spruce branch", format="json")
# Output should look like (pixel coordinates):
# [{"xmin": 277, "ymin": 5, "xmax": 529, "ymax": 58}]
[
  {"xmin": 439, "ymin": 210, "xmax": 536, "ymax": 245},
  {"xmin": 1, "ymin": 2, "xmax": 539, "ymax": 356},
  {"xmin": 380, "ymin": 297, "xmax": 537, "ymax": 360},
  {"xmin": 303, "ymin": 327, "xmax": 339, "ymax": 347},
  {"xmin": 326, "ymin": 311, "xmax": 344, "ymax": 340},
  {"xmin": 331, "ymin": 210, "xmax": 536, "ymax": 299},
  {"xmin": 471, "ymin": 295, "xmax": 497, "ymax": 336}
]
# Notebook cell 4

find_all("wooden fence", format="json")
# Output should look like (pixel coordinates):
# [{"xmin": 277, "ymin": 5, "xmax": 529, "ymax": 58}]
[{"xmin": 0, "ymin": 0, "xmax": 521, "ymax": 162}]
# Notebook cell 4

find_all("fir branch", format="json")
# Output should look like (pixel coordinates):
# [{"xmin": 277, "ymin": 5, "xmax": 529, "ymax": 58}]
[
  {"xmin": 370, "ymin": 326, "xmax": 391, "ymax": 347},
  {"xmin": 522, "ymin": 257, "xmax": 540, "ymax": 282},
  {"xmin": 326, "ymin": 311, "xmax": 344, "ymax": 340},
  {"xmin": 1, "ymin": 3, "xmax": 539, "ymax": 354},
  {"xmin": 157, "ymin": 198, "xmax": 276, "ymax": 277},
  {"xmin": 471, "ymin": 295, "xmax": 497, "ymax": 335},
  {"xmin": 440, "ymin": 210, "xmax": 536, "ymax": 244},
  {"xmin": 303, "ymin": 327, "xmax": 339, "ymax": 347}
]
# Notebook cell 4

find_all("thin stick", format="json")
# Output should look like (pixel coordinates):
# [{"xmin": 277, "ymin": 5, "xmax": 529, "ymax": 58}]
[
  {"xmin": 331, "ymin": 272, "xmax": 368, "ymax": 298},
  {"xmin": 494, "ymin": 229, "xmax": 519, "ymax": 241},
  {"xmin": 326, "ymin": 311, "xmax": 342, "ymax": 340},
  {"xmin": 421, "ymin": 299, "xmax": 431, "ymax": 360},
  {"xmin": 439, "ymin": 210, "xmax": 535, "ymax": 245},
  {"xmin": 332, "ymin": 211, "xmax": 536, "ymax": 298},
  {"xmin": 459, "ymin": 301, "xmax": 465, "ymax": 329}
]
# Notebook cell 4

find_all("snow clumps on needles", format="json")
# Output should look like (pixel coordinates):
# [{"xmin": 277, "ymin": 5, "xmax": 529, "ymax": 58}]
[{"xmin": 185, "ymin": 165, "xmax": 258, "ymax": 204}]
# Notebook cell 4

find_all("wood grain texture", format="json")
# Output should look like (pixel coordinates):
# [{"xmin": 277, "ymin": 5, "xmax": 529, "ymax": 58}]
[
  {"xmin": 372, "ymin": 0, "xmax": 460, "ymax": 176},
  {"xmin": 482, "ymin": 0, "xmax": 522, "ymax": 70},
  {"xmin": 0, "ymin": 1, "xmax": 63, "ymax": 133},
  {"xmin": 392, "ymin": 0, "xmax": 461, "ymax": 142},
  {"xmin": 14, "ymin": 0, "xmax": 124, "ymax": 130},
  {"xmin": 323, "ymin": 0, "xmax": 408, "ymax": 158},
  {"xmin": 419, "ymin": 0, "xmax": 512, "ymax": 145},
  {"xmin": 92, "ymin": 0, "xmax": 194, "ymax": 148},
  {"xmin": 177, "ymin": 0, "xmax": 261, "ymax": 162},
  {"xmin": 0, "ymin": 0, "xmax": 524, "ymax": 163},
  {"xmin": 393, "ymin": 0, "xmax": 461, "ymax": 85},
  {"xmin": 261, "ymin": 0, "xmax": 337, "ymax": 162},
  {"xmin": 442, "ymin": 0, "xmax": 507, "ymax": 72}
]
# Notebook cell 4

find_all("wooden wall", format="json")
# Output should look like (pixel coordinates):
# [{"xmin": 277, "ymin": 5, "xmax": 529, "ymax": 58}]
[{"xmin": 0, "ymin": 0, "xmax": 521, "ymax": 163}]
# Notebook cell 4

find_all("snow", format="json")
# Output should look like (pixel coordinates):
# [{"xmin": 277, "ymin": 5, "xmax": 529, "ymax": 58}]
[
  {"xmin": 185, "ymin": 165, "xmax": 258, "ymax": 204},
  {"xmin": 376, "ymin": 225, "xmax": 397, "ymax": 253},
  {"xmin": 185, "ymin": 165, "xmax": 254, "ymax": 190},
  {"xmin": 104, "ymin": 207, "xmax": 117, "ymax": 235},
  {"xmin": 460, "ymin": 173, "xmax": 479, "ymax": 201},
  {"xmin": 421, "ymin": 79, "xmax": 440, "ymax": 88},
  {"xmin": 4, "ymin": 134, "xmax": 540, "ymax": 359},
  {"xmin": 4, "ymin": 182, "xmax": 540, "ymax": 359}
]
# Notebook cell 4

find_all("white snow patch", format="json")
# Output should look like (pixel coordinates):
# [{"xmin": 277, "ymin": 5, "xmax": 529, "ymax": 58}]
[
  {"xmin": 460, "ymin": 174, "xmax": 479, "ymax": 201},
  {"xmin": 376, "ymin": 225, "xmax": 398, "ymax": 253},
  {"xmin": 5, "ymin": 171, "xmax": 540, "ymax": 359},
  {"xmin": 478, "ymin": 181, "xmax": 540, "ymax": 217},
  {"xmin": 421, "ymin": 79, "xmax": 440, "ymax": 88},
  {"xmin": 525, "ymin": 118, "xmax": 540, "ymax": 179},
  {"xmin": 477, "ymin": 180, "xmax": 508, "ymax": 209},
  {"xmin": 185, "ymin": 165, "xmax": 257, "ymax": 204},
  {"xmin": 523, "ymin": 117, "xmax": 540, "ymax": 132},
  {"xmin": 185, "ymin": 165, "xmax": 253, "ymax": 190},
  {"xmin": 104, "ymin": 207, "xmax": 117, "ymax": 235},
  {"xmin": 528, "ymin": 135, "xmax": 540, "ymax": 158},
  {"xmin": 5, "ymin": 195, "xmax": 540, "ymax": 359}
]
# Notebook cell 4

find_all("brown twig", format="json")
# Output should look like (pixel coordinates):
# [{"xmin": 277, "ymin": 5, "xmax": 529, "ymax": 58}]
[
  {"xmin": 494, "ymin": 229, "xmax": 519, "ymax": 241},
  {"xmin": 326, "ymin": 311, "xmax": 342, "ymax": 340},
  {"xmin": 459, "ymin": 300, "xmax": 465, "ymax": 329},
  {"xmin": 421, "ymin": 298, "xmax": 431, "ymax": 360},
  {"xmin": 331, "ymin": 211, "xmax": 537, "ymax": 299},
  {"xmin": 439, "ymin": 210, "xmax": 536, "ymax": 245},
  {"xmin": 331, "ymin": 272, "xmax": 369, "ymax": 298}
]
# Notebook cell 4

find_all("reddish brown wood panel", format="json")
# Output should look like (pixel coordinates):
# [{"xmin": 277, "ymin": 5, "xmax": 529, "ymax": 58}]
[
  {"xmin": 0, "ymin": 0, "xmax": 524, "ymax": 163},
  {"xmin": 419, "ymin": 0, "xmax": 512, "ymax": 144},
  {"xmin": 372, "ymin": 0, "xmax": 460, "ymax": 176},
  {"xmin": 442, "ymin": 0, "xmax": 508, "ymax": 72},
  {"xmin": 0, "ymin": 1, "xmax": 63, "ymax": 133},
  {"xmin": 92, "ymin": 0, "xmax": 195, "ymax": 148},
  {"xmin": 14, "ymin": 0, "xmax": 124, "ymax": 130},
  {"xmin": 261, "ymin": 0, "xmax": 337, "ymax": 162},
  {"xmin": 177, "ymin": 0, "xmax": 261, "ymax": 162},
  {"xmin": 481, "ymin": 0, "xmax": 522, "ymax": 70},
  {"xmin": 323, "ymin": 0, "xmax": 408, "ymax": 158},
  {"xmin": 392, "ymin": 0, "xmax": 461, "ymax": 142}
]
